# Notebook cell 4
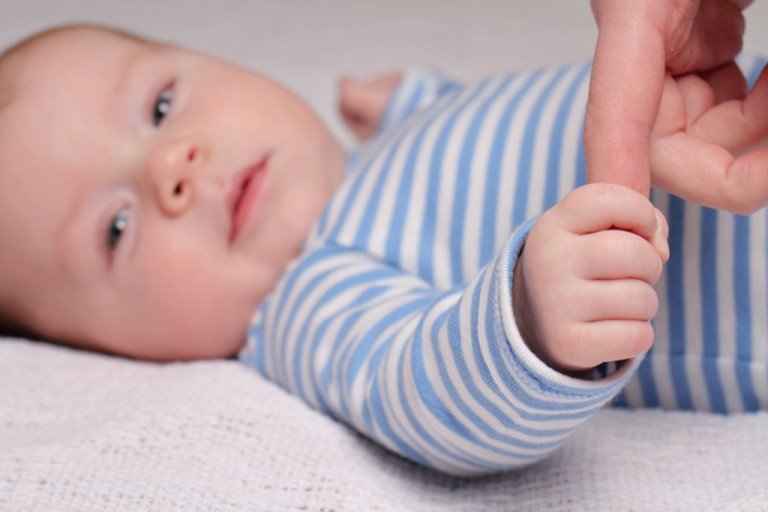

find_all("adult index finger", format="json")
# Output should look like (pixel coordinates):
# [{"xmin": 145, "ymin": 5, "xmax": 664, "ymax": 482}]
[{"xmin": 584, "ymin": 0, "xmax": 666, "ymax": 195}]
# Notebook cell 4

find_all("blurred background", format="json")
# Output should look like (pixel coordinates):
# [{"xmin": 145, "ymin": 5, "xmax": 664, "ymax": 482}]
[{"xmin": 2, "ymin": 0, "xmax": 767, "ymax": 147}]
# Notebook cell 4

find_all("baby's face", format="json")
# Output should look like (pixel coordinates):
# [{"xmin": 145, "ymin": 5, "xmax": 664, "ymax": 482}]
[{"xmin": 0, "ymin": 28, "xmax": 345, "ymax": 360}]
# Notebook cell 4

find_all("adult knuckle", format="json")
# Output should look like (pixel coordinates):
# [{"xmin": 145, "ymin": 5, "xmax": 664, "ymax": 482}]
[{"xmin": 720, "ymin": 173, "xmax": 762, "ymax": 215}]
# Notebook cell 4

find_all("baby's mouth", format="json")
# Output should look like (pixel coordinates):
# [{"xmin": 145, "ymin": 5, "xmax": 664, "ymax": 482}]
[{"xmin": 227, "ymin": 155, "xmax": 270, "ymax": 244}]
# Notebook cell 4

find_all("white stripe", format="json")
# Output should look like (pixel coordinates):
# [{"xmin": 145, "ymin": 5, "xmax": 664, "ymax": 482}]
[
  {"xmin": 682, "ymin": 203, "xmax": 709, "ymax": 410},
  {"xmin": 716, "ymin": 211, "xmax": 742, "ymax": 412},
  {"xmin": 650, "ymin": 191, "xmax": 678, "ymax": 409},
  {"xmin": 749, "ymin": 209, "xmax": 768, "ymax": 408},
  {"xmin": 620, "ymin": 375, "xmax": 646, "ymax": 408}
]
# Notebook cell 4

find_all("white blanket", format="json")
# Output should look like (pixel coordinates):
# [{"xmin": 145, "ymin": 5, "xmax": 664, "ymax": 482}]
[
  {"xmin": 2, "ymin": 1, "xmax": 768, "ymax": 510},
  {"xmin": 2, "ymin": 339, "xmax": 768, "ymax": 511}
]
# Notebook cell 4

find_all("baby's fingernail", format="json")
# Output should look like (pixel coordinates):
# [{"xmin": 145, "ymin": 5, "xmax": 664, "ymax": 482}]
[
  {"xmin": 655, "ymin": 210, "xmax": 670, "ymax": 262},
  {"xmin": 654, "ymin": 231, "xmax": 670, "ymax": 263}
]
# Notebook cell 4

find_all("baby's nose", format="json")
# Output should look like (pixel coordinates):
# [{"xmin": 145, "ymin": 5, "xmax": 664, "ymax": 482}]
[{"xmin": 148, "ymin": 139, "xmax": 205, "ymax": 216}]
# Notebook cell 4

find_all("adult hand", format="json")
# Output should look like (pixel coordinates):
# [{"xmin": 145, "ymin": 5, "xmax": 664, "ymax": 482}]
[
  {"xmin": 585, "ymin": 0, "xmax": 754, "ymax": 199},
  {"xmin": 650, "ymin": 62, "xmax": 768, "ymax": 214}
]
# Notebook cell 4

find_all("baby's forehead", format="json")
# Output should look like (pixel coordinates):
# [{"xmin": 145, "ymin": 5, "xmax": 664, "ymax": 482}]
[{"xmin": 2, "ymin": 29, "xmax": 160, "ymax": 107}]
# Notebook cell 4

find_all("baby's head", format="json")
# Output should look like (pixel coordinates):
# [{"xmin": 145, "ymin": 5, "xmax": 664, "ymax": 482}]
[{"xmin": 0, "ymin": 25, "xmax": 346, "ymax": 361}]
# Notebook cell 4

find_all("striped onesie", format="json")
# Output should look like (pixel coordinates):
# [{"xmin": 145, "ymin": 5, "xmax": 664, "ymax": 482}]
[{"xmin": 239, "ymin": 55, "xmax": 768, "ymax": 476}]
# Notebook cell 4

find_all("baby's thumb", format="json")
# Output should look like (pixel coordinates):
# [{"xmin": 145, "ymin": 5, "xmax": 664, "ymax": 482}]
[{"xmin": 650, "ymin": 208, "xmax": 670, "ymax": 263}]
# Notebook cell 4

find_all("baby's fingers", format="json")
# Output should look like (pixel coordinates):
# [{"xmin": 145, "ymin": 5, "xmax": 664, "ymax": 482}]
[
  {"xmin": 577, "ymin": 230, "xmax": 663, "ymax": 284},
  {"xmin": 557, "ymin": 183, "xmax": 658, "ymax": 237},
  {"xmin": 576, "ymin": 279, "xmax": 659, "ymax": 322},
  {"xmin": 559, "ymin": 321, "xmax": 654, "ymax": 371}
]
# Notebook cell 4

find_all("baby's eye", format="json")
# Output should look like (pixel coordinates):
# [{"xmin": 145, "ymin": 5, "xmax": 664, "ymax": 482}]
[
  {"xmin": 152, "ymin": 87, "xmax": 173, "ymax": 127},
  {"xmin": 107, "ymin": 207, "xmax": 131, "ymax": 251}
]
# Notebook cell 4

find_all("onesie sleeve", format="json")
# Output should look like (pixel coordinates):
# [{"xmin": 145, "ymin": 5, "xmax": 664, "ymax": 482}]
[
  {"xmin": 377, "ymin": 67, "xmax": 461, "ymax": 134},
  {"xmin": 238, "ymin": 220, "xmax": 640, "ymax": 476}
]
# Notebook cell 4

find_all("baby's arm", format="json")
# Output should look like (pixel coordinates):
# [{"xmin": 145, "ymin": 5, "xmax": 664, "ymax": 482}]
[
  {"xmin": 240, "ymin": 209, "xmax": 649, "ymax": 476},
  {"xmin": 514, "ymin": 183, "xmax": 668, "ymax": 376}
]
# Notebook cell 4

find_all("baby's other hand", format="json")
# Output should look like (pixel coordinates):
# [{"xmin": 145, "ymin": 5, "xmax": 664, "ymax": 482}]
[
  {"xmin": 651, "ymin": 62, "xmax": 768, "ymax": 214},
  {"xmin": 513, "ymin": 184, "xmax": 669, "ymax": 375},
  {"xmin": 338, "ymin": 72, "xmax": 402, "ymax": 142}
]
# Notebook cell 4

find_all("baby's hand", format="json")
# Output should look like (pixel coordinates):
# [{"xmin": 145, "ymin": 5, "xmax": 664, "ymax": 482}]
[
  {"xmin": 650, "ymin": 62, "xmax": 768, "ymax": 214},
  {"xmin": 338, "ymin": 72, "xmax": 402, "ymax": 142},
  {"xmin": 513, "ymin": 183, "xmax": 669, "ymax": 375}
]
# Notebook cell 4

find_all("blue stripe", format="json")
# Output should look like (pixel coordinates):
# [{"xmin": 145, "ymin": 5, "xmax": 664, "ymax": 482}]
[
  {"xmin": 733, "ymin": 214, "xmax": 758, "ymax": 410},
  {"xmin": 612, "ymin": 389, "xmax": 629, "ymax": 408},
  {"xmin": 664, "ymin": 195, "xmax": 689, "ymax": 408},
  {"xmin": 747, "ymin": 57, "xmax": 766, "ymax": 87},
  {"xmin": 700, "ymin": 207, "xmax": 726, "ymax": 413}
]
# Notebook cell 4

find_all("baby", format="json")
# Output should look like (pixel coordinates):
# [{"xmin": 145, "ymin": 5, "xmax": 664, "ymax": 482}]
[{"xmin": 1, "ymin": 24, "xmax": 766, "ymax": 476}]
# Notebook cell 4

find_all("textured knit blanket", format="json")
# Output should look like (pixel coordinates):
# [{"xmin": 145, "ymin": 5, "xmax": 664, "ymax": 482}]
[{"xmin": 2, "ymin": 338, "xmax": 767, "ymax": 511}]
